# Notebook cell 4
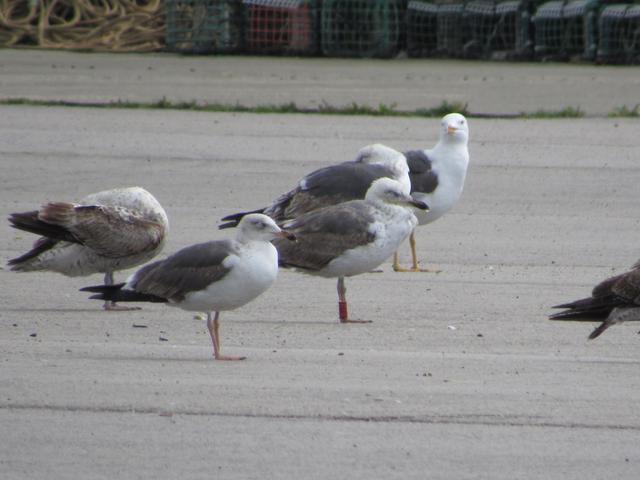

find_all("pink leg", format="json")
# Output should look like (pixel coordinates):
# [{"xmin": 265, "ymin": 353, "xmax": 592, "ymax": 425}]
[
  {"xmin": 206, "ymin": 312, "xmax": 246, "ymax": 361},
  {"xmin": 102, "ymin": 271, "xmax": 140, "ymax": 311},
  {"xmin": 103, "ymin": 301, "xmax": 141, "ymax": 311},
  {"xmin": 337, "ymin": 277, "xmax": 371, "ymax": 324}
]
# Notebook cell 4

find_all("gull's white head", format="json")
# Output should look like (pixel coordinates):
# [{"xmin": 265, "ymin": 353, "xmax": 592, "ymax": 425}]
[
  {"xmin": 354, "ymin": 143, "xmax": 404, "ymax": 165},
  {"xmin": 365, "ymin": 178, "xmax": 429, "ymax": 211},
  {"xmin": 439, "ymin": 113, "xmax": 469, "ymax": 145},
  {"xmin": 237, "ymin": 214, "xmax": 295, "ymax": 242},
  {"xmin": 354, "ymin": 143, "xmax": 410, "ymax": 191}
]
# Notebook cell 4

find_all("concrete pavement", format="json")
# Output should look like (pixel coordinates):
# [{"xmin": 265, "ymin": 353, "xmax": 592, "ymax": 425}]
[
  {"xmin": 1, "ymin": 48, "xmax": 639, "ymax": 116},
  {"xmin": 1, "ymin": 50, "xmax": 640, "ymax": 479}
]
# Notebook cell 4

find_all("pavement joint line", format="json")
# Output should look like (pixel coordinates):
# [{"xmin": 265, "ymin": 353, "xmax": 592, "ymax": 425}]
[{"xmin": 4, "ymin": 404, "xmax": 640, "ymax": 431}]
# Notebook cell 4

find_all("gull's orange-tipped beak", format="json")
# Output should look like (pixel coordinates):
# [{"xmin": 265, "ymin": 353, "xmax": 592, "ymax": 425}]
[{"xmin": 447, "ymin": 125, "xmax": 458, "ymax": 135}]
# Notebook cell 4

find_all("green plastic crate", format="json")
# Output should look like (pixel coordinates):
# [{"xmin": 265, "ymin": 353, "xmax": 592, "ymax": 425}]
[
  {"xmin": 166, "ymin": 0, "xmax": 244, "ymax": 54},
  {"xmin": 321, "ymin": 0, "xmax": 404, "ymax": 57}
]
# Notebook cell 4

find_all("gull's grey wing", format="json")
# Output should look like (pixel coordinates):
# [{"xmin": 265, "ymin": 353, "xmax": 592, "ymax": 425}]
[
  {"xmin": 132, "ymin": 240, "xmax": 237, "ymax": 302},
  {"xmin": 266, "ymin": 162, "xmax": 393, "ymax": 221},
  {"xmin": 601, "ymin": 267, "xmax": 640, "ymax": 305},
  {"xmin": 405, "ymin": 150, "xmax": 439, "ymax": 194},
  {"xmin": 550, "ymin": 265, "xmax": 640, "ymax": 320},
  {"xmin": 273, "ymin": 201, "xmax": 376, "ymax": 271}
]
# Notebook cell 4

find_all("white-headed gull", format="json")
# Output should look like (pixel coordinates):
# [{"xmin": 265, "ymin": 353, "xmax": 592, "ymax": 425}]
[
  {"xmin": 394, "ymin": 113, "xmax": 470, "ymax": 272},
  {"xmin": 219, "ymin": 143, "xmax": 410, "ymax": 228},
  {"xmin": 272, "ymin": 178, "xmax": 428, "ymax": 323},
  {"xmin": 81, "ymin": 214, "xmax": 295, "ymax": 360}
]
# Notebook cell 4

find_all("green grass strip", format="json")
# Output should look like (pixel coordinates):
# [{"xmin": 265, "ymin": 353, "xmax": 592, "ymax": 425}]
[
  {"xmin": 1, "ymin": 97, "xmax": 638, "ymax": 119},
  {"xmin": 0, "ymin": 97, "xmax": 468, "ymax": 117}
]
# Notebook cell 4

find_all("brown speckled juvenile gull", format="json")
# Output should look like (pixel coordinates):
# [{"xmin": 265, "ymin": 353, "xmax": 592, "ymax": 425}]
[
  {"xmin": 8, "ymin": 186, "xmax": 169, "ymax": 311},
  {"xmin": 549, "ymin": 259, "xmax": 640, "ymax": 339},
  {"xmin": 272, "ymin": 178, "xmax": 428, "ymax": 323},
  {"xmin": 219, "ymin": 143, "xmax": 410, "ymax": 229},
  {"xmin": 82, "ymin": 214, "xmax": 295, "ymax": 361}
]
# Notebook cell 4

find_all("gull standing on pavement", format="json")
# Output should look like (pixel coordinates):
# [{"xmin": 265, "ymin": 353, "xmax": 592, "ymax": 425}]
[
  {"xmin": 82, "ymin": 214, "xmax": 295, "ymax": 361},
  {"xmin": 8, "ymin": 186, "xmax": 169, "ymax": 311},
  {"xmin": 394, "ymin": 113, "xmax": 470, "ymax": 272},
  {"xmin": 273, "ymin": 178, "xmax": 428, "ymax": 323}
]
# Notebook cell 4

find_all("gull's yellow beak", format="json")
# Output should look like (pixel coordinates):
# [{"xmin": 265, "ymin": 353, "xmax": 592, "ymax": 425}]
[{"xmin": 447, "ymin": 125, "xmax": 458, "ymax": 135}]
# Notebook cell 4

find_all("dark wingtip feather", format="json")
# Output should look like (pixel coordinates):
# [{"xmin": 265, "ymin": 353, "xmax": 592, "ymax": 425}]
[
  {"xmin": 220, "ymin": 212, "xmax": 245, "ymax": 223},
  {"xmin": 551, "ymin": 296, "xmax": 596, "ymax": 310},
  {"xmin": 218, "ymin": 221, "xmax": 239, "ymax": 230},
  {"xmin": 219, "ymin": 208, "xmax": 266, "ymax": 229},
  {"xmin": 80, "ymin": 283, "xmax": 126, "ymax": 294},
  {"xmin": 588, "ymin": 322, "xmax": 610, "ymax": 340},
  {"xmin": 80, "ymin": 283, "xmax": 166, "ymax": 304},
  {"xmin": 7, "ymin": 237, "xmax": 59, "ymax": 268},
  {"xmin": 8, "ymin": 209, "xmax": 77, "ymax": 243}
]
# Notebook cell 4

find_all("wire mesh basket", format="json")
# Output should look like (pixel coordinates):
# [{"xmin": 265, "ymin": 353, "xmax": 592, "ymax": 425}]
[
  {"xmin": 320, "ymin": 0, "xmax": 405, "ymax": 57},
  {"xmin": 464, "ymin": 0, "xmax": 533, "ymax": 59},
  {"xmin": 436, "ymin": 2, "xmax": 467, "ymax": 56},
  {"xmin": 406, "ymin": 1, "xmax": 440, "ymax": 57},
  {"xmin": 166, "ymin": 0, "xmax": 244, "ymax": 54},
  {"xmin": 532, "ymin": 0, "xmax": 600, "ymax": 60},
  {"xmin": 243, "ymin": 0, "xmax": 319, "ymax": 55},
  {"xmin": 597, "ymin": 3, "xmax": 640, "ymax": 64}
]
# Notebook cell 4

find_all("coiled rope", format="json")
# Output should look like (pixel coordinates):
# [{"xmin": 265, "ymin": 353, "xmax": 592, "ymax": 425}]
[{"xmin": 0, "ymin": 0, "xmax": 165, "ymax": 52}]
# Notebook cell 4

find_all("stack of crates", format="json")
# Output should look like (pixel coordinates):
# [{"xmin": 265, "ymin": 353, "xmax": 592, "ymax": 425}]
[
  {"xmin": 320, "ymin": 0, "xmax": 405, "ymax": 57},
  {"xmin": 436, "ymin": 2, "xmax": 467, "ymax": 56},
  {"xmin": 406, "ymin": 1, "xmax": 439, "ymax": 57},
  {"xmin": 532, "ymin": 0, "xmax": 600, "ymax": 60},
  {"xmin": 597, "ymin": 3, "xmax": 640, "ymax": 63},
  {"xmin": 243, "ymin": 0, "xmax": 319, "ymax": 55},
  {"xmin": 464, "ymin": 0, "xmax": 533, "ymax": 59},
  {"xmin": 165, "ymin": 0, "xmax": 244, "ymax": 53},
  {"xmin": 464, "ymin": 0, "xmax": 498, "ymax": 57}
]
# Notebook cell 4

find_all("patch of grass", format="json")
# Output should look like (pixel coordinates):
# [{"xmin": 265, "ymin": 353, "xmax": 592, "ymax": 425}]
[
  {"xmin": 523, "ymin": 106, "xmax": 585, "ymax": 119},
  {"xmin": 0, "ymin": 96, "xmax": 471, "ymax": 118},
  {"xmin": 420, "ymin": 100, "xmax": 470, "ymax": 117},
  {"xmin": 317, "ymin": 101, "xmax": 399, "ymax": 116},
  {"xmin": 0, "ymin": 97, "xmax": 592, "ymax": 119},
  {"xmin": 609, "ymin": 105, "xmax": 640, "ymax": 118}
]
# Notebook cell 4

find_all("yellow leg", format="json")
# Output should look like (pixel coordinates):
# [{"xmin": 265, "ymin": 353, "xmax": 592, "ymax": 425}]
[{"xmin": 393, "ymin": 231, "xmax": 442, "ymax": 273}]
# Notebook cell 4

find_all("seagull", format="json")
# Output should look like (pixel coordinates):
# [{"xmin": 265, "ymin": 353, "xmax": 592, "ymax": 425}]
[
  {"xmin": 272, "ymin": 178, "xmax": 428, "ymax": 323},
  {"xmin": 8, "ymin": 186, "xmax": 169, "ymax": 311},
  {"xmin": 81, "ymin": 214, "xmax": 295, "ymax": 361},
  {"xmin": 549, "ymin": 260, "xmax": 640, "ymax": 339},
  {"xmin": 393, "ymin": 112, "xmax": 470, "ymax": 272},
  {"xmin": 219, "ymin": 143, "xmax": 410, "ymax": 229}
]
